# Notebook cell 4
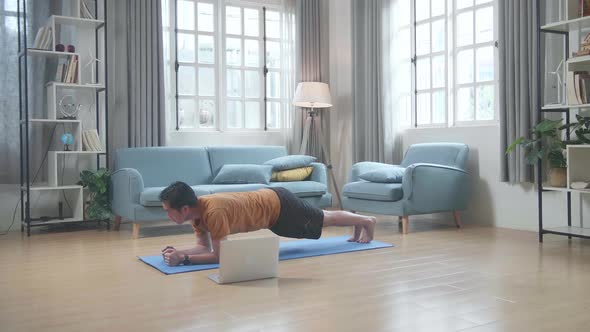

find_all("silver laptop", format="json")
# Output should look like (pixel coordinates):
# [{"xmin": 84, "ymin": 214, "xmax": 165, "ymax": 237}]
[{"xmin": 208, "ymin": 236, "xmax": 280, "ymax": 284}]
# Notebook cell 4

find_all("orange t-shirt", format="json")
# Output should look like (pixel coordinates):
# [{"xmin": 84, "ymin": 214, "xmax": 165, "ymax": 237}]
[{"xmin": 192, "ymin": 189, "xmax": 281, "ymax": 240}]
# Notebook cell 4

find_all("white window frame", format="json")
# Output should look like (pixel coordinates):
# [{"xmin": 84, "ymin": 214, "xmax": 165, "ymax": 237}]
[
  {"xmin": 165, "ymin": 0, "xmax": 286, "ymax": 133},
  {"xmin": 404, "ymin": 0, "xmax": 498, "ymax": 129}
]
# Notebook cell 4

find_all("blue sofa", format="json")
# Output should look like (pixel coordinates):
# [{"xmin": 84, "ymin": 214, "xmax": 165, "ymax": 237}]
[
  {"xmin": 111, "ymin": 145, "xmax": 332, "ymax": 238},
  {"xmin": 341, "ymin": 143, "xmax": 470, "ymax": 234}
]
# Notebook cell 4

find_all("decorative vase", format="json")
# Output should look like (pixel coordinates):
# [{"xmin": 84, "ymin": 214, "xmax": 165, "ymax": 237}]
[{"xmin": 549, "ymin": 167, "xmax": 567, "ymax": 187}]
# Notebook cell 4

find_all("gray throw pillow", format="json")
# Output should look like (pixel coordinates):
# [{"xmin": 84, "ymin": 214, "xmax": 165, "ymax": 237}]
[
  {"xmin": 359, "ymin": 167, "xmax": 406, "ymax": 183},
  {"xmin": 263, "ymin": 155, "xmax": 317, "ymax": 171},
  {"xmin": 212, "ymin": 164, "xmax": 273, "ymax": 184}
]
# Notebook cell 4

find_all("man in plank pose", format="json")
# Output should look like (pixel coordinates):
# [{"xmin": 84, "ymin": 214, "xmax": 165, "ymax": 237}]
[{"xmin": 159, "ymin": 181, "xmax": 376, "ymax": 266}]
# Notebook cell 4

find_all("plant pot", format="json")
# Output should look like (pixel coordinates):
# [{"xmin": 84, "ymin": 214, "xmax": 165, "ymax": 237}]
[{"xmin": 549, "ymin": 167, "xmax": 567, "ymax": 187}]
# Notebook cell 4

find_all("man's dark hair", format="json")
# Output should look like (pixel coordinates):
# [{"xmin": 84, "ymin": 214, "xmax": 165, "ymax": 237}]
[{"xmin": 159, "ymin": 181, "xmax": 198, "ymax": 210}]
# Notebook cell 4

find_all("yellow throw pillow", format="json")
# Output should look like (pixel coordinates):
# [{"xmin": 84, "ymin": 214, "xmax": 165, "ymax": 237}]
[{"xmin": 271, "ymin": 166, "xmax": 314, "ymax": 182}]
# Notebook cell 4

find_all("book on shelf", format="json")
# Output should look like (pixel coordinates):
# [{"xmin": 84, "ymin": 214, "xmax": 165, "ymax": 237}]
[
  {"xmin": 580, "ymin": 0, "xmax": 590, "ymax": 17},
  {"xmin": 32, "ymin": 26, "xmax": 52, "ymax": 50},
  {"xmin": 82, "ymin": 130, "xmax": 103, "ymax": 152},
  {"xmin": 566, "ymin": 71, "xmax": 590, "ymax": 105}
]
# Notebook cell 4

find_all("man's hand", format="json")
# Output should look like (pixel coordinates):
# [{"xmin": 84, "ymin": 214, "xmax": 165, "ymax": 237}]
[{"xmin": 162, "ymin": 248, "xmax": 184, "ymax": 266}]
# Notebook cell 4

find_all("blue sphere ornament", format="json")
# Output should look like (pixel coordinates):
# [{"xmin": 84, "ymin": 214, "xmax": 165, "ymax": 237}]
[{"xmin": 60, "ymin": 133, "xmax": 74, "ymax": 151}]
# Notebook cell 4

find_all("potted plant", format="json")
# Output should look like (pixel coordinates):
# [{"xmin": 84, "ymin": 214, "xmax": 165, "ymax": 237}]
[
  {"xmin": 77, "ymin": 168, "xmax": 112, "ymax": 221},
  {"xmin": 506, "ymin": 119, "xmax": 567, "ymax": 187}
]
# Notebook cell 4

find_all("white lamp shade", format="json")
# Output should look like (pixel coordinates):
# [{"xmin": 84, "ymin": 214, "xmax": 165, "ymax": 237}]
[{"xmin": 292, "ymin": 82, "xmax": 332, "ymax": 108}]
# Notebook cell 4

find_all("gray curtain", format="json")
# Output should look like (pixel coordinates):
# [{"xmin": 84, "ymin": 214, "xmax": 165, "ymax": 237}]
[
  {"xmin": 126, "ymin": 0, "xmax": 166, "ymax": 148},
  {"xmin": 292, "ymin": 0, "xmax": 330, "ymax": 160},
  {"xmin": 499, "ymin": 0, "xmax": 540, "ymax": 183},
  {"xmin": 351, "ymin": 0, "xmax": 395, "ymax": 164}
]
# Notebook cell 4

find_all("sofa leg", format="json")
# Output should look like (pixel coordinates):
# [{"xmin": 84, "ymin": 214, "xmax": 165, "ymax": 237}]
[
  {"xmin": 453, "ymin": 211, "xmax": 462, "ymax": 228},
  {"xmin": 133, "ymin": 223, "xmax": 140, "ymax": 239},
  {"xmin": 114, "ymin": 215, "xmax": 122, "ymax": 231},
  {"xmin": 398, "ymin": 216, "xmax": 402, "ymax": 228},
  {"xmin": 401, "ymin": 216, "xmax": 409, "ymax": 234}
]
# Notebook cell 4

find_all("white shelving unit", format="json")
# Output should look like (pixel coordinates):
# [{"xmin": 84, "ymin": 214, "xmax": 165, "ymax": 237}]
[
  {"xmin": 538, "ymin": 0, "xmax": 590, "ymax": 242},
  {"xmin": 18, "ymin": 0, "xmax": 108, "ymax": 236}
]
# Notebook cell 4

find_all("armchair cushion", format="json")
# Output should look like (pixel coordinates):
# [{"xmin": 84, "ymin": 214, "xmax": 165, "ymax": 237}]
[
  {"xmin": 359, "ymin": 166, "xmax": 406, "ymax": 183},
  {"xmin": 343, "ymin": 181, "xmax": 404, "ymax": 202},
  {"xmin": 212, "ymin": 164, "xmax": 273, "ymax": 184}
]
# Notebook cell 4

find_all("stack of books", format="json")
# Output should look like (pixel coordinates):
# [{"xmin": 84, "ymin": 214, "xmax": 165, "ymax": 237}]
[
  {"xmin": 32, "ymin": 26, "xmax": 52, "ymax": 50},
  {"xmin": 55, "ymin": 56, "xmax": 79, "ymax": 83},
  {"xmin": 574, "ymin": 33, "xmax": 590, "ymax": 57},
  {"xmin": 567, "ymin": 71, "xmax": 590, "ymax": 105}
]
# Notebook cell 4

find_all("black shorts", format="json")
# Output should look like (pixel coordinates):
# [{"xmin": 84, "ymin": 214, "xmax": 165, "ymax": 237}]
[{"xmin": 268, "ymin": 187, "xmax": 324, "ymax": 239}]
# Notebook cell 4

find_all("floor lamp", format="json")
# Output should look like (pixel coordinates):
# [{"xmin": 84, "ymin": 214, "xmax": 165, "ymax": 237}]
[{"xmin": 293, "ymin": 82, "xmax": 342, "ymax": 207}]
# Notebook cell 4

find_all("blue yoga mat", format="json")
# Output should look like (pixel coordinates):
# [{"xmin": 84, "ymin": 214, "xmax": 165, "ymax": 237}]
[{"xmin": 138, "ymin": 235, "xmax": 394, "ymax": 275}]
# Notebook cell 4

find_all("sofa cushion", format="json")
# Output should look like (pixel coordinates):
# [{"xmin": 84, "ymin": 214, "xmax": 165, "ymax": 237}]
[
  {"xmin": 359, "ymin": 166, "xmax": 406, "ymax": 183},
  {"xmin": 269, "ymin": 181, "xmax": 327, "ymax": 198},
  {"xmin": 342, "ymin": 181, "xmax": 404, "ymax": 202},
  {"xmin": 264, "ymin": 155, "xmax": 317, "ymax": 171},
  {"xmin": 207, "ymin": 146, "xmax": 287, "ymax": 176},
  {"xmin": 115, "ymin": 147, "xmax": 212, "ymax": 187},
  {"xmin": 212, "ymin": 164, "xmax": 273, "ymax": 184},
  {"xmin": 271, "ymin": 166, "xmax": 314, "ymax": 182},
  {"xmin": 194, "ymin": 184, "xmax": 269, "ymax": 194},
  {"xmin": 140, "ymin": 186, "xmax": 212, "ymax": 207}
]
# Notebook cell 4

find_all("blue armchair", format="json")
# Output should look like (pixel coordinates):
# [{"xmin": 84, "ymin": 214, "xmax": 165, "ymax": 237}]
[{"xmin": 341, "ymin": 143, "xmax": 470, "ymax": 234}]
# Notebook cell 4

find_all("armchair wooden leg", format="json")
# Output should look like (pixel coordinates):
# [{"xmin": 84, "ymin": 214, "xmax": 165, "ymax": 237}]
[
  {"xmin": 453, "ymin": 211, "xmax": 462, "ymax": 228},
  {"xmin": 401, "ymin": 216, "xmax": 409, "ymax": 234},
  {"xmin": 133, "ymin": 223, "xmax": 140, "ymax": 239},
  {"xmin": 114, "ymin": 215, "xmax": 122, "ymax": 231}
]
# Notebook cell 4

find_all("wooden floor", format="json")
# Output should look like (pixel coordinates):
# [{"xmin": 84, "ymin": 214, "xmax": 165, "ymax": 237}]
[{"xmin": 2, "ymin": 218, "xmax": 590, "ymax": 332}]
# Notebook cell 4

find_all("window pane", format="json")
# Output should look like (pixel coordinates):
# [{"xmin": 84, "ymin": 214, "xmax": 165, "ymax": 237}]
[
  {"xmin": 244, "ymin": 8, "xmax": 259, "ymax": 37},
  {"xmin": 226, "ymin": 6, "xmax": 241, "ymax": 35},
  {"xmin": 198, "ymin": 68, "xmax": 215, "ymax": 97},
  {"xmin": 178, "ymin": 1, "xmax": 194, "ymax": 30},
  {"xmin": 476, "ymin": 85, "xmax": 494, "ymax": 120},
  {"xmin": 476, "ymin": 46, "xmax": 494, "ymax": 82},
  {"xmin": 227, "ymin": 101, "xmax": 243, "ymax": 128},
  {"xmin": 198, "ymin": 3, "xmax": 214, "ymax": 32},
  {"xmin": 199, "ymin": 99, "xmax": 215, "ymax": 128},
  {"xmin": 432, "ymin": 90, "xmax": 445, "ymax": 123},
  {"xmin": 267, "ymin": 72, "xmax": 281, "ymax": 98},
  {"xmin": 245, "ymin": 101, "xmax": 261, "ymax": 128},
  {"xmin": 432, "ymin": 0, "xmax": 445, "ymax": 16},
  {"xmin": 456, "ymin": 11, "xmax": 473, "ymax": 46},
  {"xmin": 457, "ymin": 87, "xmax": 475, "ymax": 121},
  {"xmin": 266, "ymin": 11, "xmax": 281, "ymax": 39},
  {"xmin": 415, "ymin": 0, "xmax": 430, "ymax": 21},
  {"xmin": 5, "ymin": 1, "xmax": 17, "ymax": 11},
  {"xmin": 244, "ymin": 39, "xmax": 260, "ymax": 67},
  {"xmin": 417, "ymin": 92, "xmax": 431, "ymax": 125},
  {"xmin": 177, "ymin": 33, "xmax": 195, "ymax": 63},
  {"xmin": 456, "ymin": 0, "xmax": 473, "ymax": 9},
  {"xmin": 178, "ymin": 66, "xmax": 196, "ymax": 95},
  {"xmin": 226, "ymin": 38, "xmax": 242, "ymax": 66},
  {"xmin": 178, "ymin": 98, "xmax": 196, "ymax": 128},
  {"xmin": 432, "ymin": 55, "xmax": 445, "ymax": 88},
  {"xmin": 226, "ymin": 69, "xmax": 242, "ymax": 97},
  {"xmin": 267, "ymin": 102, "xmax": 281, "ymax": 129},
  {"xmin": 432, "ymin": 19, "xmax": 445, "ymax": 53},
  {"xmin": 266, "ymin": 41, "xmax": 281, "ymax": 68},
  {"xmin": 244, "ymin": 71, "xmax": 260, "ymax": 98},
  {"xmin": 457, "ymin": 49, "xmax": 474, "ymax": 84},
  {"xmin": 198, "ymin": 35, "xmax": 214, "ymax": 64},
  {"xmin": 396, "ymin": 0, "xmax": 411, "ymax": 27},
  {"xmin": 416, "ymin": 58, "xmax": 430, "ymax": 90},
  {"xmin": 476, "ymin": 6, "xmax": 494, "ymax": 43},
  {"xmin": 416, "ymin": 23, "xmax": 430, "ymax": 56},
  {"xmin": 398, "ymin": 94, "xmax": 412, "ymax": 127}
]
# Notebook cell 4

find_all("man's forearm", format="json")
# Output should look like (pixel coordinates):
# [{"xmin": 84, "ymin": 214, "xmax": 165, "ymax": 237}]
[
  {"xmin": 187, "ymin": 252, "xmax": 219, "ymax": 264},
  {"xmin": 177, "ymin": 245, "xmax": 211, "ymax": 256}
]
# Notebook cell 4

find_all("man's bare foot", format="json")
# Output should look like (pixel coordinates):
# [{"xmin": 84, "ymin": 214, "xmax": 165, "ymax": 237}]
[
  {"xmin": 348, "ymin": 225, "xmax": 362, "ymax": 242},
  {"xmin": 358, "ymin": 217, "xmax": 376, "ymax": 243}
]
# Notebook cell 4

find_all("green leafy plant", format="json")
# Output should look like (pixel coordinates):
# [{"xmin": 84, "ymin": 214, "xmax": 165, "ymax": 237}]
[
  {"xmin": 506, "ymin": 115, "xmax": 590, "ymax": 168},
  {"xmin": 77, "ymin": 168, "xmax": 112, "ymax": 221}
]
